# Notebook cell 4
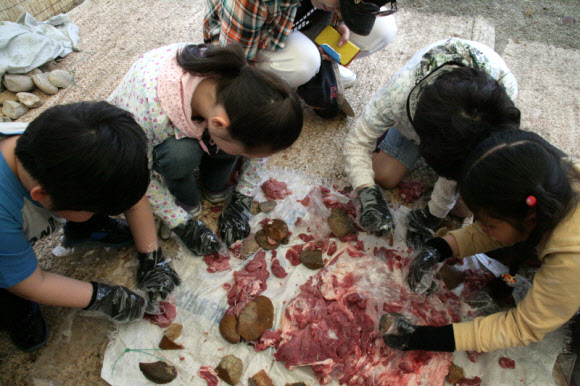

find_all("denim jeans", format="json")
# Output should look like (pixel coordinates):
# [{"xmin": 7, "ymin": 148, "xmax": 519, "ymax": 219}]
[{"xmin": 152, "ymin": 135, "xmax": 239, "ymax": 207}]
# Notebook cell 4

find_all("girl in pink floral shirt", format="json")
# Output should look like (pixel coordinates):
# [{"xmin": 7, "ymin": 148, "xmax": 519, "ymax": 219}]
[{"xmin": 108, "ymin": 43, "xmax": 303, "ymax": 255}]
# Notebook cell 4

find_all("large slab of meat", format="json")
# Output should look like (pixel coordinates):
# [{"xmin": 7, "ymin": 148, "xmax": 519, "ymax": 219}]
[{"xmin": 275, "ymin": 244, "xmax": 474, "ymax": 385}]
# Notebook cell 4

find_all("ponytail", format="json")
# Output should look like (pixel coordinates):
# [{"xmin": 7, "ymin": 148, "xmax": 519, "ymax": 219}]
[
  {"xmin": 176, "ymin": 44, "xmax": 247, "ymax": 77},
  {"xmin": 459, "ymin": 130, "xmax": 576, "ymax": 246},
  {"xmin": 176, "ymin": 44, "xmax": 303, "ymax": 153}
]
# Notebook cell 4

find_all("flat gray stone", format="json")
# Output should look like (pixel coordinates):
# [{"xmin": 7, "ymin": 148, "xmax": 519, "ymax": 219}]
[
  {"xmin": 17, "ymin": 92, "xmax": 43, "ymax": 108},
  {"xmin": 48, "ymin": 70, "xmax": 73, "ymax": 88},
  {"xmin": 0, "ymin": 90, "xmax": 18, "ymax": 106},
  {"xmin": 32, "ymin": 73, "xmax": 59, "ymax": 95},
  {"xmin": 0, "ymin": 115, "xmax": 12, "ymax": 122},
  {"xmin": 2, "ymin": 100, "xmax": 29, "ymax": 119},
  {"xmin": 3, "ymin": 74, "xmax": 35, "ymax": 92}
]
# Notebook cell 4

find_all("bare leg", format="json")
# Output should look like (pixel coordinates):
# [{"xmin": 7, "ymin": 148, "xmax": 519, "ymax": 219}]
[{"xmin": 372, "ymin": 150, "xmax": 410, "ymax": 189}]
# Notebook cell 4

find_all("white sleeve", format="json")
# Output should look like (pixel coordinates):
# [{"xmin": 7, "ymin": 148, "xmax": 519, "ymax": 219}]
[
  {"xmin": 427, "ymin": 177, "xmax": 459, "ymax": 218},
  {"xmin": 343, "ymin": 86, "xmax": 396, "ymax": 189}
]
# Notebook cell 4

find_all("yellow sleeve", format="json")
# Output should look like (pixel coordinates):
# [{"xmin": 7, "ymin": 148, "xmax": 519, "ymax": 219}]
[
  {"xmin": 453, "ymin": 252, "xmax": 580, "ymax": 352},
  {"xmin": 448, "ymin": 223, "xmax": 506, "ymax": 259}
]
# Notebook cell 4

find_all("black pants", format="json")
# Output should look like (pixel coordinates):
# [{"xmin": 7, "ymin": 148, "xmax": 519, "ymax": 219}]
[{"xmin": 0, "ymin": 289, "xmax": 33, "ymax": 331}]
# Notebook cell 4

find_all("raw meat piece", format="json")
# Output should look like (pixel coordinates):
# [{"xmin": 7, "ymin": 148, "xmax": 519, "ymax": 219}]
[
  {"xmin": 298, "ymin": 233, "xmax": 315, "ymax": 242},
  {"xmin": 198, "ymin": 366, "xmax": 219, "ymax": 386},
  {"xmin": 462, "ymin": 269, "xmax": 496, "ymax": 299},
  {"xmin": 226, "ymin": 251, "xmax": 270, "ymax": 317},
  {"xmin": 397, "ymin": 180, "xmax": 425, "ymax": 203},
  {"xmin": 457, "ymin": 376, "xmax": 482, "ymax": 385},
  {"xmin": 145, "ymin": 301, "xmax": 177, "ymax": 328},
  {"xmin": 297, "ymin": 195, "xmax": 311, "ymax": 206},
  {"xmin": 275, "ymin": 246, "xmax": 472, "ymax": 385},
  {"xmin": 254, "ymin": 329, "xmax": 282, "ymax": 352},
  {"xmin": 261, "ymin": 178, "xmax": 292, "ymax": 200},
  {"xmin": 499, "ymin": 357, "xmax": 516, "ymax": 369},
  {"xmin": 271, "ymin": 258, "xmax": 288, "ymax": 278},
  {"xmin": 327, "ymin": 241, "xmax": 337, "ymax": 256},
  {"xmin": 285, "ymin": 244, "xmax": 303, "ymax": 266},
  {"xmin": 203, "ymin": 252, "xmax": 231, "ymax": 273},
  {"xmin": 466, "ymin": 351, "xmax": 482, "ymax": 363}
]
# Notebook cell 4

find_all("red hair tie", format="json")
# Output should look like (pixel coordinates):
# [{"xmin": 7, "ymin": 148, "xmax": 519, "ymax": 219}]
[{"xmin": 526, "ymin": 195, "xmax": 537, "ymax": 207}]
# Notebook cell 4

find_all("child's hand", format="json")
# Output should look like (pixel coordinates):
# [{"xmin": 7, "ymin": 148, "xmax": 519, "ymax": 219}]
[
  {"xmin": 173, "ymin": 218, "xmax": 221, "ymax": 255},
  {"xmin": 137, "ymin": 248, "xmax": 181, "ymax": 303},
  {"xmin": 407, "ymin": 237, "xmax": 452, "ymax": 293},
  {"xmin": 383, "ymin": 318, "xmax": 455, "ymax": 352},
  {"xmin": 406, "ymin": 207, "xmax": 444, "ymax": 249},
  {"xmin": 358, "ymin": 184, "xmax": 394, "ymax": 237},
  {"xmin": 218, "ymin": 191, "xmax": 253, "ymax": 246},
  {"xmin": 84, "ymin": 282, "xmax": 148, "ymax": 323},
  {"xmin": 335, "ymin": 23, "xmax": 351, "ymax": 47}
]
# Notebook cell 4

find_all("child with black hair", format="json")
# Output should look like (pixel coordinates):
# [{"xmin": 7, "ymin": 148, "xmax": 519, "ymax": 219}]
[
  {"xmin": 108, "ymin": 43, "xmax": 303, "ymax": 253},
  {"xmin": 0, "ymin": 102, "xmax": 180, "ymax": 352},
  {"xmin": 343, "ymin": 38, "xmax": 520, "ymax": 248},
  {"xmin": 384, "ymin": 130, "xmax": 580, "ymax": 353}
]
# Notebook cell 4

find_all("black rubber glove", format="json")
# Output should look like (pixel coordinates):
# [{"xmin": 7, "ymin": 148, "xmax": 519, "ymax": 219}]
[
  {"xmin": 383, "ymin": 318, "xmax": 455, "ymax": 352},
  {"xmin": 406, "ymin": 206, "xmax": 444, "ymax": 249},
  {"xmin": 358, "ymin": 185, "xmax": 394, "ymax": 237},
  {"xmin": 218, "ymin": 191, "xmax": 253, "ymax": 247},
  {"xmin": 84, "ymin": 282, "xmax": 148, "ymax": 323},
  {"xmin": 137, "ymin": 248, "xmax": 181, "ymax": 303},
  {"xmin": 173, "ymin": 218, "xmax": 220, "ymax": 255},
  {"xmin": 408, "ymin": 237, "xmax": 453, "ymax": 293}
]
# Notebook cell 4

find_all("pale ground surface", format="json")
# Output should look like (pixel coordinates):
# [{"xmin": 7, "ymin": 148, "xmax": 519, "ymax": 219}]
[{"xmin": 0, "ymin": 0, "xmax": 578, "ymax": 384}]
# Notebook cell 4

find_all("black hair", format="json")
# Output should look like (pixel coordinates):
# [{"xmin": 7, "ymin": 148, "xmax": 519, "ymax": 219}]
[
  {"xmin": 413, "ymin": 67, "xmax": 521, "ymax": 180},
  {"xmin": 176, "ymin": 44, "xmax": 303, "ymax": 153},
  {"xmin": 459, "ymin": 130, "xmax": 577, "ymax": 247},
  {"xmin": 15, "ymin": 101, "xmax": 150, "ymax": 215}
]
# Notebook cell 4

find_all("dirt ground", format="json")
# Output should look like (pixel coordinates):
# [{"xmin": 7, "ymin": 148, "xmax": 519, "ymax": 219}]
[{"xmin": 0, "ymin": 0, "xmax": 578, "ymax": 385}]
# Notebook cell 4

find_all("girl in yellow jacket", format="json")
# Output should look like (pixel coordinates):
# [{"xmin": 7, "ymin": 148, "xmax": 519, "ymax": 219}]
[{"xmin": 384, "ymin": 129, "xmax": 580, "ymax": 353}]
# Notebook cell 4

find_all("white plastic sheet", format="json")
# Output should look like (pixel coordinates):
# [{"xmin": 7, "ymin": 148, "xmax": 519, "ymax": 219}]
[{"xmin": 101, "ymin": 169, "xmax": 564, "ymax": 385}]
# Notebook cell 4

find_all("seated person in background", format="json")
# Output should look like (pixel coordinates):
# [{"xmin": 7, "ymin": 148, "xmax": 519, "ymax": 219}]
[
  {"xmin": 385, "ymin": 130, "xmax": 580, "ymax": 354},
  {"xmin": 0, "ymin": 102, "xmax": 180, "ymax": 352},
  {"xmin": 343, "ymin": 38, "xmax": 520, "ymax": 247},
  {"xmin": 108, "ymin": 43, "xmax": 303, "ymax": 253},
  {"xmin": 203, "ymin": 0, "xmax": 398, "ymax": 89}
]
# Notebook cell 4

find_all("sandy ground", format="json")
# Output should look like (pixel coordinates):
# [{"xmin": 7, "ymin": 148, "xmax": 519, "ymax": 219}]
[{"xmin": 0, "ymin": 0, "xmax": 578, "ymax": 384}]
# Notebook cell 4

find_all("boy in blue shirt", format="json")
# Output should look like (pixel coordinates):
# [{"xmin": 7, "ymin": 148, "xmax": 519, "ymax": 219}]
[{"xmin": 0, "ymin": 102, "xmax": 180, "ymax": 352}]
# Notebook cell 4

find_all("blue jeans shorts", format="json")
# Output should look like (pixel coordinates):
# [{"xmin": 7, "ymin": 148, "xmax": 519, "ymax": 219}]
[{"xmin": 377, "ymin": 127, "xmax": 421, "ymax": 170}]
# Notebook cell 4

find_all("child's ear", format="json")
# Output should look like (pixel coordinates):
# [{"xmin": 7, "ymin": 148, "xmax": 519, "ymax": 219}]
[
  {"xmin": 30, "ymin": 186, "xmax": 52, "ymax": 208},
  {"xmin": 209, "ymin": 105, "xmax": 230, "ymax": 131}
]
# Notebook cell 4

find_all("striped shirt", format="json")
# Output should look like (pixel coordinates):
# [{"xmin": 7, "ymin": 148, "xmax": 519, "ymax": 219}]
[{"xmin": 203, "ymin": 0, "xmax": 301, "ymax": 61}]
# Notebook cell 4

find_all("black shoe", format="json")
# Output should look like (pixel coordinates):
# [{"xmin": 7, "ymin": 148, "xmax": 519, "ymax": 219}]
[
  {"xmin": 9, "ymin": 302, "xmax": 49, "ymax": 352},
  {"xmin": 62, "ymin": 217, "xmax": 134, "ymax": 249}
]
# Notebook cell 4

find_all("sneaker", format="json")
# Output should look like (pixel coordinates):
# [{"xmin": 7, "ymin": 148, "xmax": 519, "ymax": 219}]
[
  {"xmin": 338, "ymin": 65, "xmax": 356, "ymax": 89},
  {"xmin": 61, "ymin": 217, "xmax": 134, "ymax": 249},
  {"xmin": 203, "ymin": 189, "xmax": 228, "ymax": 204},
  {"xmin": 9, "ymin": 302, "xmax": 49, "ymax": 352},
  {"xmin": 189, "ymin": 203, "xmax": 202, "ymax": 218}
]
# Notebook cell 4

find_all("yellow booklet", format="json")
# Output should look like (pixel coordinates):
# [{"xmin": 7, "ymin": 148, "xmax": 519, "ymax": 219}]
[{"xmin": 314, "ymin": 25, "xmax": 361, "ymax": 67}]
